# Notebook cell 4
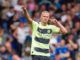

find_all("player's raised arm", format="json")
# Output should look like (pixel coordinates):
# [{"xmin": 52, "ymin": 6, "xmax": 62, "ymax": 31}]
[
  {"xmin": 50, "ymin": 19, "xmax": 68, "ymax": 34},
  {"xmin": 22, "ymin": 6, "xmax": 33, "ymax": 23}
]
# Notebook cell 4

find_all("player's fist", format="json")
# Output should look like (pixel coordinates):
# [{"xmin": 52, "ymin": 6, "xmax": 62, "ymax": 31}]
[
  {"xmin": 49, "ymin": 18, "xmax": 58, "ymax": 24},
  {"xmin": 22, "ymin": 6, "xmax": 26, "ymax": 11}
]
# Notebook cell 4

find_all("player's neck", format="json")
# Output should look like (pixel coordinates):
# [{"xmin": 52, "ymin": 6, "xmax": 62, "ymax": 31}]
[{"xmin": 41, "ymin": 22, "xmax": 47, "ymax": 26}]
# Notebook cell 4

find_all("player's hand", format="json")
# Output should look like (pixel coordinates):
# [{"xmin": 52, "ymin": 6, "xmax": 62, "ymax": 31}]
[
  {"xmin": 22, "ymin": 5, "xmax": 26, "ymax": 11},
  {"xmin": 49, "ymin": 18, "xmax": 58, "ymax": 25}
]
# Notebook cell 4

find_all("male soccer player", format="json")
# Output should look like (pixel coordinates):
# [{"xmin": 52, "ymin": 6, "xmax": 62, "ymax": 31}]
[{"xmin": 22, "ymin": 6, "xmax": 68, "ymax": 60}]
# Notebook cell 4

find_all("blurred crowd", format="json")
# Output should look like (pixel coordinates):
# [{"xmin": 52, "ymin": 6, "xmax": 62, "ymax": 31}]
[{"xmin": 0, "ymin": 0, "xmax": 80, "ymax": 60}]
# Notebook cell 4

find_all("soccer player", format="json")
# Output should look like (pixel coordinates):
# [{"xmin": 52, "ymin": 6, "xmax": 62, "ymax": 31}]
[{"xmin": 22, "ymin": 6, "xmax": 68, "ymax": 60}]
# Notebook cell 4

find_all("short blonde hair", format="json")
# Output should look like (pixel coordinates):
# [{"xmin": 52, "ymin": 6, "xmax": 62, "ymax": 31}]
[{"xmin": 41, "ymin": 11, "xmax": 49, "ymax": 14}]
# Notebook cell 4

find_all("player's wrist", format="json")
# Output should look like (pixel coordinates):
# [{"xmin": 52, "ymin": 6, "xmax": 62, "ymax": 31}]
[{"xmin": 54, "ymin": 20, "xmax": 60, "ymax": 27}]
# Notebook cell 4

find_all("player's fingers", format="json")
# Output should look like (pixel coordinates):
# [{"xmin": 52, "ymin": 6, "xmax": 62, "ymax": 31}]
[{"xmin": 22, "ymin": 6, "xmax": 26, "ymax": 10}]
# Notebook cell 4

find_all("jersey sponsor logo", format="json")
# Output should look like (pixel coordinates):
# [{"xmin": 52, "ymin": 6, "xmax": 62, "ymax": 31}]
[{"xmin": 37, "ymin": 27, "xmax": 52, "ymax": 34}]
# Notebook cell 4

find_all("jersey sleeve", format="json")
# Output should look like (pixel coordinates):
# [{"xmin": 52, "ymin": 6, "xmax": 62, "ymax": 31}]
[
  {"xmin": 31, "ymin": 20, "xmax": 38, "ymax": 30},
  {"xmin": 51, "ymin": 25, "xmax": 60, "ymax": 34}
]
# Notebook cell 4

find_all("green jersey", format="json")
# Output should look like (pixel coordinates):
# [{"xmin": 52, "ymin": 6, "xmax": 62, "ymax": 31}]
[{"xmin": 31, "ymin": 21, "xmax": 60, "ymax": 56}]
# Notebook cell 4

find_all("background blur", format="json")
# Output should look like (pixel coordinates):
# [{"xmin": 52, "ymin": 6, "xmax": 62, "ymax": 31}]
[{"xmin": 0, "ymin": 0, "xmax": 80, "ymax": 60}]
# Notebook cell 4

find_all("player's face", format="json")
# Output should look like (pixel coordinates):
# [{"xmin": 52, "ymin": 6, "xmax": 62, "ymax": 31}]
[{"xmin": 40, "ymin": 12, "xmax": 50, "ymax": 24}]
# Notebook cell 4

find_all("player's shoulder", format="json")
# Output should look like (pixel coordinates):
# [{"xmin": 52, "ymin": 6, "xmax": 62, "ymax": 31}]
[
  {"xmin": 32, "ymin": 20, "xmax": 39, "ymax": 26},
  {"xmin": 32, "ymin": 20, "xmax": 38, "ymax": 24}
]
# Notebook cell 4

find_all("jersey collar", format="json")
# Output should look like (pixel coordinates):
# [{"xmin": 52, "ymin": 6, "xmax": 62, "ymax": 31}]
[{"xmin": 39, "ymin": 22, "xmax": 48, "ymax": 27}]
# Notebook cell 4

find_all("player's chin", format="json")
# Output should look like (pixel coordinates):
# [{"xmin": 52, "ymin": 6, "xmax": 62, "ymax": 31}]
[
  {"xmin": 42, "ymin": 20, "xmax": 48, "ymax": 24},
  {"xmin": 44, "ymin": 22, "xmax": 48, "ymax": 24},
  {"xmin": 45, "ymin": 21, "xmax": 48, "ymax": 23}
]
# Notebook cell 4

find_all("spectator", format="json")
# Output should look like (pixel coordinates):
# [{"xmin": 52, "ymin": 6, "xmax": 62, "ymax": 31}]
[
  {"xmin": 12, "ymin": 54, "xmax": 21, "ymax": 60},
  {"xmin": 13, "ymin": 21, "xmax": 27, "ymax": 57},
  {"xmin": 0, "ymin": 27, "xmax": 8, "ymax": 45},
  {"xmin": 66, "ymin": 33, "xmax": 78, "ymax": 60},
  {"xmin": 55, "ymin": 40, "xmax": 70, "ymax": 60}
]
